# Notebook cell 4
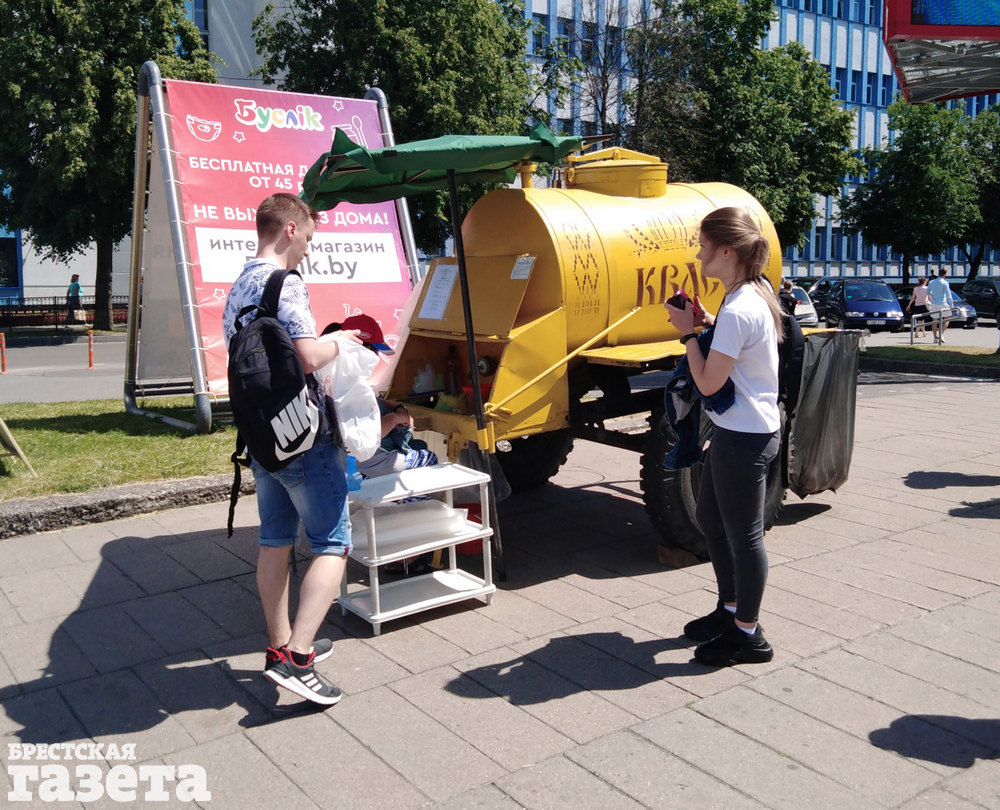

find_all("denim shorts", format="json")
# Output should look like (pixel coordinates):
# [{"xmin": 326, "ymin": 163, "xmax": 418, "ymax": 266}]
[{"xmin": 250, "ymin": 436, "xmax": 351, "ymax": 557}]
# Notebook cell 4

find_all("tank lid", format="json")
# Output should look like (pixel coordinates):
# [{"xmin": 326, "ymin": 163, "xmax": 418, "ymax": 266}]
[
  {"xmin": 564, "ymin": 148, "xmax": 668, "ymax": 198},
  {"xmin": 566, "ymin": 147, "xmax": 662, "ymax": 167}
]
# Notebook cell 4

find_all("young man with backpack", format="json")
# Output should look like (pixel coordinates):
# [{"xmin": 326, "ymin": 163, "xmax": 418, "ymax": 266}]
[{"xmin": 222, "ymin": 193, "xmax": 362, "ymax": 705}]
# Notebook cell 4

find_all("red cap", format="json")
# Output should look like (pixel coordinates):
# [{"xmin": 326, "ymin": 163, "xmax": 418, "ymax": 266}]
[{"xmin": 341, "ymin": 314, "xmax": 394, "ymax": 354}]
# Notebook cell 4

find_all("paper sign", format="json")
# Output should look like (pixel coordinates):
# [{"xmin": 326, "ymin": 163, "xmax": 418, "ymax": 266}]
[
  {"xmin": 511, "ymin": 255, "xmax": 535, "ymax": 280},
  {"xmin": 418, "ymin": 264, "xmax": 458, "ymax": 320}
]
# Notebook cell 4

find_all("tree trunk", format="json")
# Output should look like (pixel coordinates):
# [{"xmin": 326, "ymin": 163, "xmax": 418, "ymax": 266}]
[
  {"xmin": 901, "ymin": 251, "xmax": 911, "ymax": 287},
  {"xmin": 94, "ymin": 235, "xmax": 114, "ymax": 331},
  {"xmin": 967, "ymin": 243, "xmax": 984, "ymax": 281}
]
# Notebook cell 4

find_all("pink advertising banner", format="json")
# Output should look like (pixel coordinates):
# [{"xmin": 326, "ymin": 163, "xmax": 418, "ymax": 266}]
[{"xmin": 162, "ymin": 79, "xmax": 412, "ymax": 394}]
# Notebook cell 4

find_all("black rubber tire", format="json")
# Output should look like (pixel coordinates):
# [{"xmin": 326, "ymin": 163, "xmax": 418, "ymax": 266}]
[
  {"xmin": 495, "ymin": 430, "xmax": 575, "ymax": 492},
  {"xmin": 640, "ymin": 412, "xmax": 785, "ymax": 561}
]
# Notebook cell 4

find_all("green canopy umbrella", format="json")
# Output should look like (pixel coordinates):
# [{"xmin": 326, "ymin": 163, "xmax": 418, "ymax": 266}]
[
  {"xmin": 301, "ymin": 122, "xmax": 583, "ymax": 209},
  {"xmin": 300, "ymin": 123, "xmax": 583, "ymax": 581}
]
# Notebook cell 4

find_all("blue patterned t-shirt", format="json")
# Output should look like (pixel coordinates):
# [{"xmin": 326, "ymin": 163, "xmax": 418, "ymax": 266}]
[{"xmin": 222, "ymin": 259, "xmax": 317, "ymax": 345}]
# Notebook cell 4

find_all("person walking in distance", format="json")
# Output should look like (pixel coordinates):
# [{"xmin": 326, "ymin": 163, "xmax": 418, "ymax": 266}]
[
  {"xmin": 222, "ymin": 193, "xmax": 361, "ymax": 705},
  {"xmin": 778, "ymin": 280, "xmax": 797, "ymax": 318},
  {"xmin": 65, "ymin": 274, "xmax": 82, "ymax": 323},
  {"xmin": 665, "ymin": 207, "xmax": 783, "ymax": 667},
  {"xmin": 906, "ymin": 277, "xmax": 930, "ymax": 338},
  {"xmin": 926, "ymin": 267, "xmax": 955, "ymax": 344}
]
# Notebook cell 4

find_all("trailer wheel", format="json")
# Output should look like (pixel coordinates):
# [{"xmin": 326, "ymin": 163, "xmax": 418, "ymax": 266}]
[
  {"xmin": 495, "ymin": 430, "xmax": 575, "ymax": 492},
  {"xmin": 640, "ymin": 412, "xmax": 785, "ymax": 561}
]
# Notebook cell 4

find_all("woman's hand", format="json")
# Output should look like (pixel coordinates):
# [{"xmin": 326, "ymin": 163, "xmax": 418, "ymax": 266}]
[
  {"xmin": 664, "ymin": 297, "xmax": 696, "ymax": 334},
  {"xmin": 692, "ymin": 295, "xmax": 715, "ymax": 328},
  {"xmin": 667, "ymin": 295, "xmax": 715, "ymax": 333}
]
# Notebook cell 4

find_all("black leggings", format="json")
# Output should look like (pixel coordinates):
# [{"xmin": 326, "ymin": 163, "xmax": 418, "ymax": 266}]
[{"xmin": 695, "ymin": 424, "xmax": 780, "ymax": 625}]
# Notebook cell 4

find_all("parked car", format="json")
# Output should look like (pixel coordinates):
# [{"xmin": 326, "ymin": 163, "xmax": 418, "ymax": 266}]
[
  {"xmin": 961, "ymin": 277, "xmax": 1000, "ymax": 323},
  {"xmin": 790, "ymin": 285, "xmax": 819, "ymax": 327},
  {"xmin": 895, "ymin": 286, "xmax": 977, "ymax": 329},
  {"xmin": 824, "ymin": 278, "xmax": 904, "ymax": 331},
  {"xmin": 807, "ymin": 277, "xmax": 840, "ymax": 318},
  {"xmin": 950, "ymin": 293, "xmax": 979, "ymax": 329}
]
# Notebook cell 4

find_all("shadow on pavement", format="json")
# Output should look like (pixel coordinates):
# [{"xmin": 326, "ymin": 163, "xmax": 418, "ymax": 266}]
[
  {"xmin": 0, "ymin": 530, "xmax": 331, "ymax": 745},
  {"xmin": 904, "ymin": 471, "xmax": 1000, "ymax": 490},
  {"xmin": 772, "ymin": 501, "xmax": 832, "ymax": 526},
  {"xmin": 950, "ymin": 499, "xmax": 1000, "ymax": 520},
  {"xmin": 447, "ymin": 631, "xmax": 711, "ymax": 705},
  {"xmin": 869, "ymin": 714, "xmax": 1000, "ymax": 767},
  {"xmin": 492, "ymin": 481, "xmax": 688, "ymax": 590}
]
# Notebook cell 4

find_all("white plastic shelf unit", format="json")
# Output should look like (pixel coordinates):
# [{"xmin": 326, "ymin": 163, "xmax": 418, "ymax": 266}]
[{"xmin": 340, "ymin": 462, "xmax": 496, "ymax": 635}]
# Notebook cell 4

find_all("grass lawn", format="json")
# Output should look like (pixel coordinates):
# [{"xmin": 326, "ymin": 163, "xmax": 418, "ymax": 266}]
[{"xmin": 0, "ymin": 398, "xmax": 235, "ymax": 501}]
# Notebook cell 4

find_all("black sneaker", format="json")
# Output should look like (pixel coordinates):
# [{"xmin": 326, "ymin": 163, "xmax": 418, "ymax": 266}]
[
  {"xmin": 683, "ymin": 601, "xmax": 736, "ymax": 642},
  {"xmin": 263, "ymin": 646, "xmax": 343, "ymax": 705},
  {"xmin": 694, "ymin": 624, "xmax": 774, "ymax": 667},
  {"xmin": 265, "ymin": 638, "xmax": 333, "ymax": 673}
]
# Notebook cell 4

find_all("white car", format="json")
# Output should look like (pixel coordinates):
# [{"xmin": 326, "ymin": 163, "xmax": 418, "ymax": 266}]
[{"xmin": 791, "ymin": 286, "xmax": 819, "ymax": 327}]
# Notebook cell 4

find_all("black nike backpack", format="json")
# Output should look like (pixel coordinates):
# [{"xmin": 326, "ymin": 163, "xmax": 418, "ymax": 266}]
[{"xmin": 226, "ymin": 268, "xmax": 327, "ymax": 535}]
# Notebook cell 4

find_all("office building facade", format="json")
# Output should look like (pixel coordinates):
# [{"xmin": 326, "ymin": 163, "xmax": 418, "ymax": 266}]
[
  {"xmin": 3, "ymin": 0, "xmax": 995, "ymax": 298},
  {"xmin": 526, "ymin": 0, "xmax": 998, "ymax": 280}
]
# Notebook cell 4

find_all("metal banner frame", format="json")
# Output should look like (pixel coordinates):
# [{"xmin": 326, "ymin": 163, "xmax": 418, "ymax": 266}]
[{"xmin": 123, "ymin": 61, "xmax": 420, "ymax": 433}]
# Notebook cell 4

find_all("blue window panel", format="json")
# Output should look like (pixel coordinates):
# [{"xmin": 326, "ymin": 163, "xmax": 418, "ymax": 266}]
[
  {"xmin": 815, "ymin": 228, "xmax": 827, "ymax": 259},
  {"xmin": 532, "ymin": 14, "xmax": 549, "ymax": 54},
  {"xmin": 835, "ymin": 68, "xmax": 848, "ymax": 99},
  {"xmin": 881, "ymin": 75, "xmax": 894, "ymax": 106}
]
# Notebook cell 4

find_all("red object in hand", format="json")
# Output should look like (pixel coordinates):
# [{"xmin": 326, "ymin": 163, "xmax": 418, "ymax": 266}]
[{"xmin": 666, "ymin": 289, "xmax": 701, "ymax": 316}]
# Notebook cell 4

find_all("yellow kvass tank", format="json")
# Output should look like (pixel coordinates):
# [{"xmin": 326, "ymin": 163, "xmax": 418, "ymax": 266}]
[
  {"xmin": 392, "ymin": 148, "xmax": 780, "ymax": 439},
  {"xmin": 463, "ymin": 149, "xmax": 782, "ymax": 353},
  {"xmin": 391, "ymin": 149, "xmax": 796, "ymax": 562}
]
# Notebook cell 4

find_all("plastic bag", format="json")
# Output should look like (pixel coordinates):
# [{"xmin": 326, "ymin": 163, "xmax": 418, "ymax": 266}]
[
  {"xmin": 788, "ymin": 330, "xmax": 862, "ymax": 498},
  {"xmin": 316, "ymin": 336, "xmax": 381, "ymax": 461}
]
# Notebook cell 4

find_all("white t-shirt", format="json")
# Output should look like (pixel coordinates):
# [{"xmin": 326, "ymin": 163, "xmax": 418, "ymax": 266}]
[
  {"xmin": 222, "ymin": 259, "xmax": 317, "ymax": 345},
  {"xmin": 926, "ymin": 276, "xmax": 954, "ymax": 310},
  {"xmin": 707, "ymin": 284, "xmax": 780, "ymax": 434}
]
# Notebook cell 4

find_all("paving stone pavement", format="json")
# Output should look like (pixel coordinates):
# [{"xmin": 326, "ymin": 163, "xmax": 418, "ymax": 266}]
[{"xmin": 1, "ymin": 373, "xmax": 998, "ymax": 808}]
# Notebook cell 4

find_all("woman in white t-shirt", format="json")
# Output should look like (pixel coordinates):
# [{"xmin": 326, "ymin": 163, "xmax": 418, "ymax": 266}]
[{"xmin": 665, "ymin": 207, "xmax": 784, "ymax": 667}]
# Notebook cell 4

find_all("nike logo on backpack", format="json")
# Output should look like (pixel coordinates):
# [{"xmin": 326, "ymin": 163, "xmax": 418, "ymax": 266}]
[{"xmin": 271, "ymin": 388, "xmax": 320, "ymax": 460}]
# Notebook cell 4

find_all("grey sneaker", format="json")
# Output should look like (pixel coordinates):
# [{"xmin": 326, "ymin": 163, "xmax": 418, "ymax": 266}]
[
  {"xmin": 263, "ymin": 646, "xmax": 342, "ymax": 705},
  {"xmin": 265, "ymin": 638, "xmax": 333, "ymax": 673}
]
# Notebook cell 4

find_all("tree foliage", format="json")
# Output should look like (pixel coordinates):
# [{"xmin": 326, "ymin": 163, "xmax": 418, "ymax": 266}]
[
  {"xmin": 630, "ymin": 0, "xmax": 859, "ymax": 248},
  {"xmin": 0, "ymin": 1, "xmax": 216, "ymax": 328},
  {"xmin": 958, "ymin": 107, "xmax": 1000, "ymax": 280},
  {"xmin": 839, "ymin": 99, "xmax": 979, "ymax": 285},
  {"xmin": 253, "ymin": 0, "xmax": 568, "ymax": 252}
]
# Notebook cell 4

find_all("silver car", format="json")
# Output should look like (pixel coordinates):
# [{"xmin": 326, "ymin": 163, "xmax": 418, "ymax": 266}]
[{"xmin": 790, "ymin": 286, "xmax": 819, "ymax": 327}]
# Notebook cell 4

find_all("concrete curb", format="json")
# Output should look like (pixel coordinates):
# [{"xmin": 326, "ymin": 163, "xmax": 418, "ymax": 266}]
[
  {"xmin": 0, "ymin": 475, "xmax": 255, "ymax": 540},
  {"xmin": 858, "ymin": 355, "xmax": 1000, "ymax": 379}
]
